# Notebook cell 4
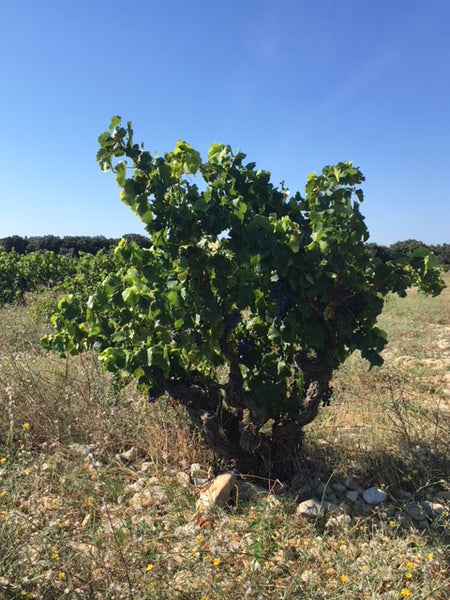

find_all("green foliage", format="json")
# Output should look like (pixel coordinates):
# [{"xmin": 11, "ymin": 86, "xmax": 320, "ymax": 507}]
[
  {"xmin": 42, "ymin": 117, "xmax": 445, "ymax": 474},
  {"xmin": 0, "ymin": 247, "xmax": 115, "ymax": 305},
  {"xmin": 0, "ymin": 248, "xmax": 73, "ymax": 303}
]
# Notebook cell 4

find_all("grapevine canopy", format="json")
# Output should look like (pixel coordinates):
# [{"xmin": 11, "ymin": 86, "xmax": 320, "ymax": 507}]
[{"xmin": 43, "ymin": 116, "xmax": 445, "ymax": 477}]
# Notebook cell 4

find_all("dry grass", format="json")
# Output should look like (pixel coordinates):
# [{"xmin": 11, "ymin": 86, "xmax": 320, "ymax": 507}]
[{"xmin": 0, "ymin": 281, "xmax": 449, "ymax": 599}]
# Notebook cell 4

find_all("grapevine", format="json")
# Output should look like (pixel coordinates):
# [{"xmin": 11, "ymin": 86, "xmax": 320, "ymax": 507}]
[{"xmin": 42, "ymin": 116, "xmax": 445, "ymax": 479}]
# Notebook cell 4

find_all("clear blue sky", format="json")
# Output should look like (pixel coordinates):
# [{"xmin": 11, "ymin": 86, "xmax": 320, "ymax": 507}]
[{"xmin": 1, "ymin": 0, "xmax": 449, "ymax": 245}]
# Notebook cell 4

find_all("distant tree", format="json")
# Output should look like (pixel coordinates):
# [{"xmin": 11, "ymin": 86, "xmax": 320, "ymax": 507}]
[
  {"xmin": 365, "ymin": 242, "xmax": 390, "ymax": 262},
  {"xmin": 0, "ymin": 235, "xmax": 28, "ymax": 254},
  {"xmin": 389, "ymin": 239, "xmax": 430, "ymax": 258},
  {"xmin": 123, "ymin": 233, "xmax": 151, "ymax": 248},
  {"xmin": 26, "ymin": 235, "xmax": 62, "ymax": 254}
]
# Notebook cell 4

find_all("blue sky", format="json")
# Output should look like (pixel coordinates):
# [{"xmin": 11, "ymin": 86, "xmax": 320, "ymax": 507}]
[{"xmin": 1, "ymin": 0, "xmax": 449, "ymax": 245}]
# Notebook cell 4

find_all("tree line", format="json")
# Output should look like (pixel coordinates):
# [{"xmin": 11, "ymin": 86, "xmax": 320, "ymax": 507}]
[
  {"xmin": 0, "ymin": 234, "xmax": 151, "ymax": 256},
  {"xmin": 1, "ymin": 234, "xmax": 448, "ymax": 268},
  {"xmin": 365, "ymin": 240, "xmax": 449, "ymax": 269}
]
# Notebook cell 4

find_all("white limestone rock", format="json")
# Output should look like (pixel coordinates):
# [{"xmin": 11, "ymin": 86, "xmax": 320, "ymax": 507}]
[
  {"xmin": 197, "ymin": 473, "xmax": 236, "ymax": 509},
  {"xmin": 296, "ymin": 498, "xmax": 337, "ymax": 519}
]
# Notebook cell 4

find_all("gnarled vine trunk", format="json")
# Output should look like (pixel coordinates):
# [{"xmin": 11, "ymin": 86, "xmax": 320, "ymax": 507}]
[{"xmin": 161, "ymin": 355, "xmax": 332, "ymax": 481}]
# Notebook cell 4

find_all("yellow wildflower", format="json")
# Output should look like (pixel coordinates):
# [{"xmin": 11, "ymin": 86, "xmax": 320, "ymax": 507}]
[
  {"xmin": 22, "ymin": 423, "xmax": 30, "ymax": 431},
  {"xmin": 389, "ymin": 520, "xmax": 396, "ymax": 527},
  {"xmin": 405, "ymin": 561, "xmax": 414, "ymax": 570},
  {"xmin": 427, "ymin": 553, "xmax": 434, "ymax": 560},
  {"xmin": 57, "ymin": 572, "xmax": 65, "ymax": 580},
  {"xmin": 212, "ymin": 557, "xmax": 222, "ymax": 567},
  {"xmin": 340, "ymin": 574, "xmax": 349, "ymax": 583},
  {"xmin": 23, "ymin": 468, "xmax": 30, "ymax": 476},
  {"xmin": 0, "ymin": 458, "xmax": 6, "ymax": 463},
  {"xmin": 146, "ymin": 564, "xmax": 154, "ymax": 572},
  {"xmin": 405, "ymin": 572, "xmax": 412, "ymax": 579},
  {"xmin": 401, "ymin": 589, "xmax": 411, "ymax": 597}
]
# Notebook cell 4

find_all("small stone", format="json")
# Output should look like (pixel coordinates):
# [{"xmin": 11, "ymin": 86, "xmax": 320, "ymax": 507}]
[
  {"xmin": 343, "ymin": 476, "xmax": 362, "ymax": 491},
  {"xmin": 316, "ymin": 482, "xmax": 329, "ymax": 497},
  {"xmin": 345, "ymin": 490, "xmax": 359, "ymax": 504},
  {"xmin": 352, "ymin": 500, "xmax": 372, "ymax": 516},
  {"xmin": 392, "ymin": 488, "xmax": 413, "ymax": 501},
  {"xmin": 296, "ymin": 498, "xmax": 336, "ymax": 519},
  {"xmin": 116, "ymin": 446, "xmax": 144, "ymax": 462},
  {"xmin": 235, "ymin": 480, "xmax": 266, "ymax": 501},
  {"xmin": 421, "ymin": 501, "xmax": 444, "ymax": 517},
  {"xmin": 326, "ymin": 492, "xmax": 339, "ymax": 504},
  {"xmin": 325, "ymin": 513, "xmax": 351, "ymax": 530},
  {"xmin": 405, "ymin": 502, "xmax": 427, "ymax": 521},
  {"xmin": 362, "ymin": 487, "xmax": 387, "ymax": 505},
  {"xmin": 332, "ymin": 482, "xmax": 348, "ymax": 497},
  {"xmin": 297, "ymin": 499, "xmax": 321, "ymax": 518},
  {"xmin": 69, "ymin": 443, "xmax": 98, "ymax": 457},
  {"xmin": 341, "ymin": 503, "xmax": 353, "ymax": 515},
  {"xmin": 129, "ymin": 485, "xmax": 168, "ymax": 511},
  {"xmin": 197, "ymin": 473, "xmax": 236, "ymax": 509},
  {"xmin": 190, "ymin": 463, "xmax": 210, "ymax": 486}
]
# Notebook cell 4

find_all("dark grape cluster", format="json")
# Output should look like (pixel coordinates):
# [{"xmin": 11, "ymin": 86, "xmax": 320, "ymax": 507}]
[
  {"xmin": 236, "ymin": 337, "xmax": 255, "ymax": 364},
  {"xmin": 271, "ymin": 278, "xmax": 295, "ymax": 322},
  {"xmin": 193, "ymin": 332, "xmax": 204, "ymax": 347},
  {"xmin": 322, "ymin": 386, "xmax": 334, "ymax": 407}
]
